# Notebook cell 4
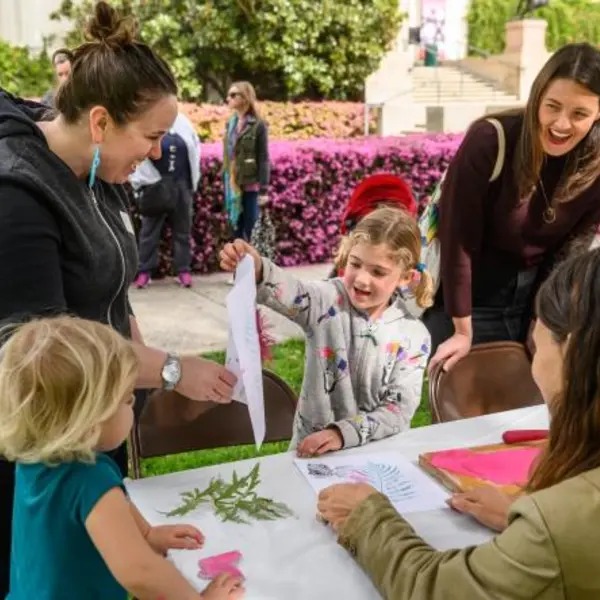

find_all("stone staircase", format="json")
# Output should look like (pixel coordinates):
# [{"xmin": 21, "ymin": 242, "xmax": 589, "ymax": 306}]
[{"xmin": 411, "ymin": 65, "xmax": 519, "ymax": 104}]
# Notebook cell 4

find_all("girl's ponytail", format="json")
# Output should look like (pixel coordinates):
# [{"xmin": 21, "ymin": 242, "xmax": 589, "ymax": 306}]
[{"xmin": 411, "ymin": 263, "xmax": 434, "ymax": 309}]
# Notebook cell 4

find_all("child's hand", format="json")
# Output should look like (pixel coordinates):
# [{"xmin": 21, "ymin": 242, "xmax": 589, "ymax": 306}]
[
  {"xmin": 297, "ymin": 429, "xmax": 343, "ymax": 458},
  {"xmin": 201, "ymin": 573, "xmax": 245, "ymax": 599},
  {"xmin": 146, "ymin": 524, "xmax": 204, "ymax": 556},
  {"xmin": 220, "ymin": 239, "xmax": 262, "ymax": 281}
]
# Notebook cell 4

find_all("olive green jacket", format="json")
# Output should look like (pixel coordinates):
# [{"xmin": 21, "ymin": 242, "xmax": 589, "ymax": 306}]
[
  {"xmin": 223, "ymin": 114, "xmax": 270, "ymax": 194},
  {"xmin": 339, "ymin": 467, "xmax": 600, "ymax": 599}
]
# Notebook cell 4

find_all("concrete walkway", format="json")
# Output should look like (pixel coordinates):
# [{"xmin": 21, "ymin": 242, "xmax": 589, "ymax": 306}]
[{"xmin": 129, "ymin": 263, "xmax": 331, "ymax": 354}]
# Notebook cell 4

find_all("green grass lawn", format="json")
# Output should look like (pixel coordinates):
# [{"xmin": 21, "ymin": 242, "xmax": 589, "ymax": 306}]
[{"xmin": 141, "ymin": 339, "xmax": 432, "ymax": 478}]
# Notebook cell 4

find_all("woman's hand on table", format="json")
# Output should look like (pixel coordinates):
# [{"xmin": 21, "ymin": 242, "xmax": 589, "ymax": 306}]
[
  {"xmin": 447, "ymin": 485, "xmax": 515, "ymax": 532},
  {"xmin": 297, "ymin": 429, "xmax": 343, "ymax": 458},
  {"xmin": 317, "ymin": 483, "xmax": 378, "ymax": 533},
  {"xmin": 177, "ymin": 356, "xmax": 237, "ymax": 404},
  {"xmin": 428, "ymin": 332, "xmax": 471, "ymax": 373}
]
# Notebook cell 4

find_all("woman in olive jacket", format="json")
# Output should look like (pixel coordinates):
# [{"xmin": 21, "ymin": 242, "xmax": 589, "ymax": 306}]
[
  {"xmin": 222, "ymin": 81, "xmax": 270, "ymax": 242},
  {"xmin": 318, "ymin": 248, "xmax": 600, "ymax": 600}
]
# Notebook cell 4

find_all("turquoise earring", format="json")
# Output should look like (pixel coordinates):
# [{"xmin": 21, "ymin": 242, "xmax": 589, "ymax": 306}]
[{"xmin": 88, "ymin": 145, "xmax": 101, "ymax": 188}]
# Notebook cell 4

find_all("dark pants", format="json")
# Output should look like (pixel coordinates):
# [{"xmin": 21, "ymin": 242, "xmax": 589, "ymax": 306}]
[
  {"xmin": 422, "ymin": 265, "xmax": 539, "ymax": 355},
  {"xmin": 0, "ymin": 390, "xmax": 146, "ymax": 596},
  {"xmin": 234, "ymin": 191, "xmax": 259, "ymax": 241},
  {"xmin": 138, "ymin": 178, "xmax": 193, "ymax": 274}
]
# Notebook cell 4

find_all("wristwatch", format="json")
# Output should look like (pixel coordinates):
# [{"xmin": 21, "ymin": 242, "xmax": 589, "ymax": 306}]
[{"xmin": 161, "ymin": 353, "xmax": 182, "ymax": 391}]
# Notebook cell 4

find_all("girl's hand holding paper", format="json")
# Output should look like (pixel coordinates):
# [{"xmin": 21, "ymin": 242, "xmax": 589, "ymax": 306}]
[{"xmin": 220, "ymin": 239, "xmax": 263, "ymax": 282}]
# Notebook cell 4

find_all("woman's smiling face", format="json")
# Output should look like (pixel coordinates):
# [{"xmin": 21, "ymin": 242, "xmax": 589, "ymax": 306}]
[{"xmin": 538, "ymin": 77, "xmax": 600, "ymax": 156}]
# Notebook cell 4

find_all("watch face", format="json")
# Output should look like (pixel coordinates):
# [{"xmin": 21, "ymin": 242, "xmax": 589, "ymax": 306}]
[{"xmin": 163, "ymin": 358, "xmax": 181, "ymax": 384}]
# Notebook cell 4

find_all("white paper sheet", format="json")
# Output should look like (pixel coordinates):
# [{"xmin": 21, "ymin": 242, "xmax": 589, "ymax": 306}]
[
  {"xmin": 225, "ymin": 255, "xmax": 265, "ymax": 449},
  {"xmin": 295, "ymin": 452, "xmax": 450, "ymax": 514}
]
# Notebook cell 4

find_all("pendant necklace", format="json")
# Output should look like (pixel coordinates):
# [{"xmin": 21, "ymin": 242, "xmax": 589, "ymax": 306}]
[{"xmin": 537, "ymin": 179, "xmax": 556, "ymax": 224}]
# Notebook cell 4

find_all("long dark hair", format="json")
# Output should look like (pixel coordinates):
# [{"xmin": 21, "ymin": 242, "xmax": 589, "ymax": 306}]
[
  {"xmin": 528, "ymin": 247, "xmax": 600, "ymax": 491},
  {"xmin": 515, "ymin": 43, "xmax": 600, "ymax": 202}
]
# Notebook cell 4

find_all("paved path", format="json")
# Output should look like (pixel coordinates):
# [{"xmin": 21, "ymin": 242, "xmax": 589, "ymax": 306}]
[{"xmin": 129, "ymin": 263, "xmax": 331, "ymax": 354}]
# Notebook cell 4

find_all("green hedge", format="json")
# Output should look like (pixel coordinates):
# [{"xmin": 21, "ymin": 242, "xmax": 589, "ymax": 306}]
[
  {"xmin": 467, "ymin": 0, "xmax": 600, "ymax": 56},
  {"xmin": 0, "ymin": 40, "xmax": 54, "ymax": 98}
]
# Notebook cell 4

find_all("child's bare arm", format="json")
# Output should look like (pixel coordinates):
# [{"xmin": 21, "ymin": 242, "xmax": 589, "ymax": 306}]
[
  {"xmin": 86, "ymin": 487, "xmax": 202, "ymax": 600},
  {"xmin": 129, "ymin": 500, "xmax": 151, "ymax": 538}
]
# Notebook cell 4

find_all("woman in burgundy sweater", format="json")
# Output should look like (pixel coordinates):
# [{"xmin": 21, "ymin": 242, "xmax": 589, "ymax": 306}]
[{"xmin": 425, "ymin": 42, "xmax": 600, "ymax": 371}]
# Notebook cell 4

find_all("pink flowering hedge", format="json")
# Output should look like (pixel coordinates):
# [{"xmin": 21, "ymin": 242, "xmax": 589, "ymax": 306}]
[{"xmin": 132, "ymin": 133, "xmax": 463, "ymax": 276}]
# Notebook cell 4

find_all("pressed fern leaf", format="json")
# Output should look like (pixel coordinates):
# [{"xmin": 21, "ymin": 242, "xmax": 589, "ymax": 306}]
[{"xmin": 162, "ymin": 463, "xmax": 293, "ymax": 523}]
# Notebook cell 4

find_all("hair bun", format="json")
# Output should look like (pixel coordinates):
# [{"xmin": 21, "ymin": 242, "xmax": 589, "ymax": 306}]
[{"xmin": 86, "ymin": 1, "xmax": 136, "ymax": 47}]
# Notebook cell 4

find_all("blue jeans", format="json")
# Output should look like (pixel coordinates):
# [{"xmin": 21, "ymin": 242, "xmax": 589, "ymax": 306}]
[{"xmin": 234, "ymin": 191, "xmax": 259, "ymax": 241}]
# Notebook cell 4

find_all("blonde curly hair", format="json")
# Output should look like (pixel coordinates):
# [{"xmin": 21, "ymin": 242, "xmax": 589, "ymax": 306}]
[{"xmin": 0, "ymin": 316, "xmax": 138, "ymax": 464}]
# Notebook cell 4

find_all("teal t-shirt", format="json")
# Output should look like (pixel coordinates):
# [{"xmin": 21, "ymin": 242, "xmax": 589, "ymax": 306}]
[{"xmin": 8, "ymin": 453, "xmax": 127, "ymax": 600}]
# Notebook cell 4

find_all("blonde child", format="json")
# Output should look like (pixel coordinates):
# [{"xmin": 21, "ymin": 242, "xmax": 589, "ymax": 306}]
[
  {"xmin": 0, "ymin": 316, "xmax": 244, "ymax": 600},
  {"xmin": 220, "ymin": 206, "xmax": 432, "ymax": 457}
]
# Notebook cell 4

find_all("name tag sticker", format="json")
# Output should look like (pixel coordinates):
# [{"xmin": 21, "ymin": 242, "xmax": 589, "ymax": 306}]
[{"xmin": 120, "ymin": 211, "xmax": 135, "ymax": 235}]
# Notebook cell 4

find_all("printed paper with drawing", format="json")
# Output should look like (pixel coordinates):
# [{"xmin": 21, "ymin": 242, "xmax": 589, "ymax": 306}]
[
  {"xmin": 295, "ymin": 452, "xmax": 449, "ymax": 514},
  {"xmin": 225, "ymin": 255, "xmax": 265, "ymax": 449}
]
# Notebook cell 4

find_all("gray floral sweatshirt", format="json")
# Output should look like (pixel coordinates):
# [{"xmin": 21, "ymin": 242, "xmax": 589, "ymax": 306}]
[{"xmin": 256, "ymin": 259, "xmax": 431, "ymax": 449}]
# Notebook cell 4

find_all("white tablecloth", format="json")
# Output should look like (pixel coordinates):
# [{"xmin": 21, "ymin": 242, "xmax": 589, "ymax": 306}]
[{"xmin": 126, "ymin": 405, "xmax": 549, "ymax": 599}]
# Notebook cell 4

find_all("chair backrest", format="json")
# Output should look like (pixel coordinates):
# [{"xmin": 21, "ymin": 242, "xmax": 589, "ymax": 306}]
[
  {"xmin": 128, "ymin": 369, "xmax": 298, "ymax": 478},
  {"xmin": 429, "ymin": 341, "xmax": 544, "ymax": 424}
]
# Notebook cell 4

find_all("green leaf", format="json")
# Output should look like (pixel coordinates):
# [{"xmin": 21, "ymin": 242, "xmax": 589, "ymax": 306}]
[{"xmin": 161, "ymin": 463, "xmax": 293, "ymax": 523}]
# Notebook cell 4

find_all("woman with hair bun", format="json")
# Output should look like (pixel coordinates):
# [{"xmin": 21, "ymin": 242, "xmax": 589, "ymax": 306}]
[{"xmin": 0, "ymin": 1, "xmax": 236, "ymax": 594}]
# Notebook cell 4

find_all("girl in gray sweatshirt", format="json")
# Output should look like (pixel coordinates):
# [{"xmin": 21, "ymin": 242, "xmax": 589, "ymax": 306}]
[{"xmin": 220, "ymin": 206, "xmax": 432, "ymax": 457}]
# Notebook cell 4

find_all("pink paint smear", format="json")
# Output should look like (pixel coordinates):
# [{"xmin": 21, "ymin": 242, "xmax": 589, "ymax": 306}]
[
  {"xmin": 197, "ymin": 551, "xmax": 244, "ymax": 581},
  {"xmin": 429, "ymin": 447, "xmax": 542, "ymax": 486}
]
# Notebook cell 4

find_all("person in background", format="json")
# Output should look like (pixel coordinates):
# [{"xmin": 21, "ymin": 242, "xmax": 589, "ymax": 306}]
[
  {"xmin": 222, "ymin": 81, "xmax": 269, "ymax": 243},
  {"xmin": 0, "ymin": 316, "xmax": 243, "ymax": 600},
  {"xmin": 423, "ymin": 42, "xmax": 600, "ymax": 372},
  {"xmin": 318, "ymin": 247, "xmax": 600, "ymax": 600},
  {"xmin": 131, "ymin": 111, "xmax": 201, "ymax": 289},
  {"xmin": 41, "ymin": 48, "xmax": 73, "ymax": 107}
]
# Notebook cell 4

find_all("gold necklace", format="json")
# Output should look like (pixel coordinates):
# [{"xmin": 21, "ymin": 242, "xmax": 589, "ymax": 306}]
[{"xmin": 537, "ymin": 180, "xmax": 556, "ymax": 224}]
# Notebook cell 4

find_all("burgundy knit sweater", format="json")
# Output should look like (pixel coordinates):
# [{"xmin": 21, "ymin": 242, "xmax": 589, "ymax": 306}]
[{"xmin": 439, "ymin": 113, "xmax": 600, "ymax": 317}]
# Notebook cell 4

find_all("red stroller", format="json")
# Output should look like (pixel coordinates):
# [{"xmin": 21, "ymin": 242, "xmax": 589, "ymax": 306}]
[{"xmin": 331, "ymin": 173, "xmax": 418, "ymax": 277}]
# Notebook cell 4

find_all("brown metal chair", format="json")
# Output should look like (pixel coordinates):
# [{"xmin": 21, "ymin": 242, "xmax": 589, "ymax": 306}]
[
  {"xmin": 428, "ymin": 341, "xmax": 544, "ymax": 424},
  {"xmin": 128, "ymin": 369, "xmax": 298, "ymax": 478}
]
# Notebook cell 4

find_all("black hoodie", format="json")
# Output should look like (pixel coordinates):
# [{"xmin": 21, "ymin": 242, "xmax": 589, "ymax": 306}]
[{"xmin": 0, "ymin": 89, "xmax": 138, "ymax": 337}]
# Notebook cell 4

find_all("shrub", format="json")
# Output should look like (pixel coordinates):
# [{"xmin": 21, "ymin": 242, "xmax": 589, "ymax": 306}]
[
  {"xmin": 0, "ymin": 40, "xmax": 54, "ymax": 98},
  {"xmin": 52, "ymin": 0, "xmax": 403, "ymax": 102},
  {"xmin": 467, "ymin": 0, "xmax": 600, "ymax": 55},
  {"xmin": 179, "ymin": 101, "xmax": 376, "ymax": 142},
  {"xmin": 132, "ymin": 134, "xmax": 463, "ymax": 277}
]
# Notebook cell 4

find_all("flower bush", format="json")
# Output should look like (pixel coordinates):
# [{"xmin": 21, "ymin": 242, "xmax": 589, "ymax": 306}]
[
  {"xmin": 132, "ymin": 133, "xmax": 463, "ymax": 277},
  {"xmin": 179, "ymin": 101, "xmax": 376, "ymax": 142}
]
